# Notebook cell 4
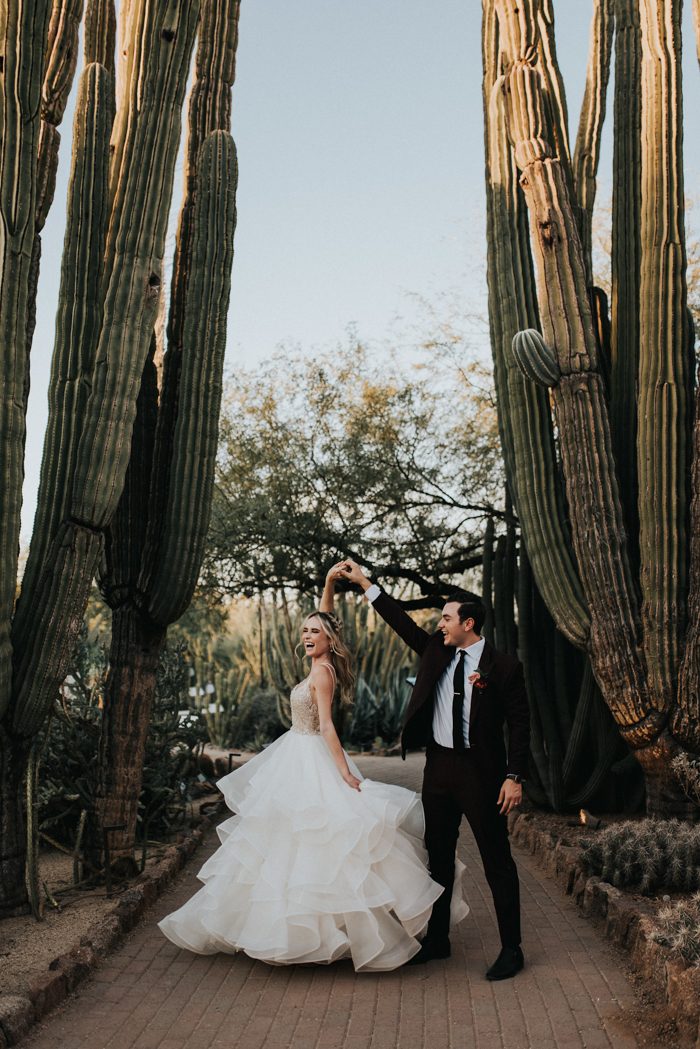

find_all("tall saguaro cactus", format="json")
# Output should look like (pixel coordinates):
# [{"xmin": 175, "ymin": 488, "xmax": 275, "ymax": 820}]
[
  {"xmin": 0, "ymin": 0, "xmax": 53, "ymax": 716},
  {"xmin": 482, "ymin": 0, "xmax": 634, "ymax": 814},
  {"xmin": 96, "ymin": 0, "xmax": 240, "ymax": 865},
  {"xmin": 0, "ymin": 0, "xmax": 54, "ymax": 915},
  {"xmin": 0, "ymin": 0, "xmax": 239, "ymax": 913},
  {"xmin": 484, "ymin": 0, "xmax": 698, "ymax": 814}
]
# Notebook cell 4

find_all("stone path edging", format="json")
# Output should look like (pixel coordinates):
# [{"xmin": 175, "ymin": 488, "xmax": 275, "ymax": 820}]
[
  {"xmin": 508, "ymin": 811, "xmax": 700, "ymax": 1047},
  {"xmin": 0, "ymin": 807, "xmax": 221, "ymax": 1048}
]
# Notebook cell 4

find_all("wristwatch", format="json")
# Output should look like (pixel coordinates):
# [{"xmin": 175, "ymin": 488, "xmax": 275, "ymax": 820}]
[{"xmin": 506, "ymin": 773, "xmax": 524, "ymax": 785}]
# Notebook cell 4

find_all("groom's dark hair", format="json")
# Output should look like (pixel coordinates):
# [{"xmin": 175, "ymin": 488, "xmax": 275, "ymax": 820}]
[{"xmin": 444, "ymin": 591, "xmax": 486, "ymax": 634}]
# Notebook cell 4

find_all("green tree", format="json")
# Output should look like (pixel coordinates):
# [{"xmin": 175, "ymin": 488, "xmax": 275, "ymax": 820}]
[{"xmin": 206, "ymin": 340, "xmax": 504, "ymax": 605}]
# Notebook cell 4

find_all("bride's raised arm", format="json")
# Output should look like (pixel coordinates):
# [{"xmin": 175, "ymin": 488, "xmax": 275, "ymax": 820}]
[{"xmin": 320, "ymin": 561, "xmax": 346, "ymax": 613}]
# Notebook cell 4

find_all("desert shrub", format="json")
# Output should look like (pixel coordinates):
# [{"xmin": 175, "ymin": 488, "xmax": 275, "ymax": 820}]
[
  {"xmin": 345, "ymin": 670, "xmax": 412, "ymax": 750},
  {"xmin": 138, "ymin": 643, "xmax": 209, "ymax": 839},
  {"xmin": 223, "ymin": 688, "xmax": 286, "ymax": 750},
  {"xmin": 39, "ymin": 634, "xmax": 207, "ymax": 849},
  {"xmin": 650, "ymin": 893, "xmax": 700, "ymax": 966},
  {"xmin": 581, "ymin": 819, "xmax": 700, "ymax": 894}
]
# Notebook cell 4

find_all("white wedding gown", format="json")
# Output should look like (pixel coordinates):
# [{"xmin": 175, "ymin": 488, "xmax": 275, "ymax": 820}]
[{"xmin": 158, "ymin": 675, "xmax": 469, "ymax": 970}]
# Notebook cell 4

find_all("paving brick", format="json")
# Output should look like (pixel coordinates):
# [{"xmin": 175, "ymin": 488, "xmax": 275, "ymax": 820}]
[{"xmin": 18, "ymin": 754, "xmax": 657, "ymax": 1049}]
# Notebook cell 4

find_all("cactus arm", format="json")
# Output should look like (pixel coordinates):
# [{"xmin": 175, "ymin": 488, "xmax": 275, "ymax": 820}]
[
  {"xmin": 609, "ymin": 0, "xmax": 642, "ymax": 562},
  {"xmin": 0, "ymin": 0, "xmax": 53, "ymax": 718},
  {"xmin": 536, "ymin": 0, "xmax": 572, "ymax": 182},
  {"xmin": 43, "ymin": 0, "xmax": 85, "ymax": 129},
  {"xmin": 102, "ymin": 340, "xmax": 159, "ymax": 610},
  {"xmin": 85, "ymin": 0, "xmax": 116, "ymax": 72},
  {"xmin": 147, "ymin": 131, "xmax": 238, "ymax": 625},
  {"xmin": 73, "ymin": 1, "xmax": 200, "ymax": 526},
  {"xmin": 516, "ymin": 547, "xmax": 564, "ymax": 809},
  {"xmin": 572, "ymin": 0, "xmax": 614, "ymax": 277},
  {"xmin": 676, "ymin": 399, "xmax": 700, "ymax": 747},
  {"xmin": 25, "ymin": 0, "xmax": 86, "ymax": 367},
  {"xmin": 11, "ymin": 0, "xmax": 201, "ymax": 737},
  {"xmin": 19, "ymin": 61, "xmax": 113, "ymax": 611},
  {"xmin": 636, "ymin": 0, "xmax": 690, "ymax": 710},
  {"xmin": 141, "ymin": 0, "xmax": 240, "ymax": 625},
  {"xmin": 482, "ymin": 1, "xmax": 590, "ymax": 650},
  {"xmin": 494, "ymin": 0, "xmax": 656, "ymax": 746}
]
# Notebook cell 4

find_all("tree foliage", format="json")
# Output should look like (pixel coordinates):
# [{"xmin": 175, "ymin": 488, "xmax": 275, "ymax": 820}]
[{"xmin": 206, "ymin": 340, "xmax": 503, "ymax": 603}]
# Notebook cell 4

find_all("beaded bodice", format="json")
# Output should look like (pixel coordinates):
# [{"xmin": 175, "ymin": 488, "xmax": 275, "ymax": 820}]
[{"xmin": 290, "ymin": 677, "xmax": 321, "ymax": 735}]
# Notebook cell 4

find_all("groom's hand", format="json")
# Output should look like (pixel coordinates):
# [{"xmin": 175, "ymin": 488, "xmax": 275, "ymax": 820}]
[
  {"xmin": 497, "ymin": 778, "xmax": 522, "ymax": 815},
  {"xmin": 325, "ymin": 561, "xmax": 349, "ymax": 585},
  {"xmin": 338, "ymin": 559, "xmax": 372, "ymax": 592}
]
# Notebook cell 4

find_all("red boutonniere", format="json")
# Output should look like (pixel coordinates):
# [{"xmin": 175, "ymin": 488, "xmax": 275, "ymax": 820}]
[{"xmin": 468, "ymin": 670, "xmax": 488, "ymax": 690}]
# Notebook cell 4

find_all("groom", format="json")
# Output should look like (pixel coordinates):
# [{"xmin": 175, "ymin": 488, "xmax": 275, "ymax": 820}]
[{"xmin": 336, "ymin": 560, "xmax": 530, "ymax": 981}]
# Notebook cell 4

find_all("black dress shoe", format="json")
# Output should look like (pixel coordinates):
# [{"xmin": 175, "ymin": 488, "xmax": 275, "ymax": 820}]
[
  {"xmin": 485, "ymin": 945, "xmax": 524, "ymax": 980},
  {"xmin": 406, "ymin": 937, "xmax": 451, "ymax": 966}
]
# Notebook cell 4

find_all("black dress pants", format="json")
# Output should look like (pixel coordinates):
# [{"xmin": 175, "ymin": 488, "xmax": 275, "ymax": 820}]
[{"xmin": 422, "ymin": 742, "xmax": 521, "ymax": 948}]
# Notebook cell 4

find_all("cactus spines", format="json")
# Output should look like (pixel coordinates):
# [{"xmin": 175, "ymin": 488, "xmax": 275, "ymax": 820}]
[{"xmin": 512, "ymin": 329, "xmax": 560, "ymax": 388}]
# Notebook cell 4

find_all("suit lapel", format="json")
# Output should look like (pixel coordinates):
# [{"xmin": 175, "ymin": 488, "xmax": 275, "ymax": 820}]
[
  {"xmin": 404, "ymin": 634, "xmax": 453, "ymax": 724},
  {"xmin": 468, "ymin": 637, "xmax": 495, "ymax": 736}
]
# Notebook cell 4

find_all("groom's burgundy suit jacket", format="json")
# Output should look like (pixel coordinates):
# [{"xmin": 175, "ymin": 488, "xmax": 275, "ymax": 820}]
[{"xmin": 371, "ymin": 590, "xmax": 530, "ymax": 782}]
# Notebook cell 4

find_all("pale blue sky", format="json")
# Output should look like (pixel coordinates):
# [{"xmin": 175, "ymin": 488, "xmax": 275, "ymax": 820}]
[{"xmin": 22, "ymin": 1, "xmax": 700, "ymax": 541}]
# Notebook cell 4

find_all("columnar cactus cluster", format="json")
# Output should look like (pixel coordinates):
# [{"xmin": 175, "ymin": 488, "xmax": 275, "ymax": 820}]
[
  {"xmin": 483, "ymin": 0, "xmax": 699, "ymax": 815},
  {"xmin": 0, "ymin": 0, "xmax": 240, "ymax": 911}
]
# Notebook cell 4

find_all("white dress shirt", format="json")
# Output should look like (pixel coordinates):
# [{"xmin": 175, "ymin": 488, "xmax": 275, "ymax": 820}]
[
  {"xmin": 432, "ymin": 638, "xmax": 485, "ymax": 748},
  {"xmin": 365, "ymin": 585, "xmax": 485, "ymax": 749}
]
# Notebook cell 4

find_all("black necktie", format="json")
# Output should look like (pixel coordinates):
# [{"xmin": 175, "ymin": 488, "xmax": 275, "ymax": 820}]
[{"xmin": 452, "ymin": 650, "xmax": 467, "ymax": 751}]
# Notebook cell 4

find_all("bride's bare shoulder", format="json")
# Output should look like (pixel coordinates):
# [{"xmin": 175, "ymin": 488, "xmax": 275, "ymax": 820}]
[{"xmin": 308, "ymin": 661, "xmax": 336, "ymax": 693}]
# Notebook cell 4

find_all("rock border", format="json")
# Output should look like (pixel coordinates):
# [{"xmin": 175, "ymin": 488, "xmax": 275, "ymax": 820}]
[
  {"xmin": 508, "ymin": 811, "xmax": 700, "ymax": 1047},
  {"xmin": 0, "ymin": 807, "xmax": 220, "ymax": 1048}
]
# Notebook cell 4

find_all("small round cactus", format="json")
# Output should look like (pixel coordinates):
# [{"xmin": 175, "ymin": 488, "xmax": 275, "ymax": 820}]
[{"xmin": 512, "ymin": 328, "xmax": 561, "ymax": 388}]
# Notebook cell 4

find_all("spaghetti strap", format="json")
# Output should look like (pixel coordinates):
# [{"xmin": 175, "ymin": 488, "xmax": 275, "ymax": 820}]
[{"xmin": 318, "ymin": 661, "xmax": 337, "ymax": 683}]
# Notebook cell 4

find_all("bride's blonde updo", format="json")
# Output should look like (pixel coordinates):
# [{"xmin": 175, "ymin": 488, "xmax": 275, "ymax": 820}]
[{"xmin": 301, "ymin": 611, "xmax": 355, "ymax": 707}]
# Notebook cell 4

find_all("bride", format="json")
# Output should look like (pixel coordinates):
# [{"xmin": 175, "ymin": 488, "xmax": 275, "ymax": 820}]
[{"xmin": 158, "ymin": 587, "xmax": 468, "ymax": 970}]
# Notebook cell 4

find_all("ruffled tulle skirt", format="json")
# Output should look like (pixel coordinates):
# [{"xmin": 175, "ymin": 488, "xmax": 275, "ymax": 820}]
[{"xmin": 158, "ymin": 731, "xmax": 469, "ymax": 971}]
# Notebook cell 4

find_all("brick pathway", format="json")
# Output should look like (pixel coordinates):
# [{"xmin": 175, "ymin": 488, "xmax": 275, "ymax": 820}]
[{"xmin": 23, "ymin": 755, "xmax": 650, "ymax": 1049}]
